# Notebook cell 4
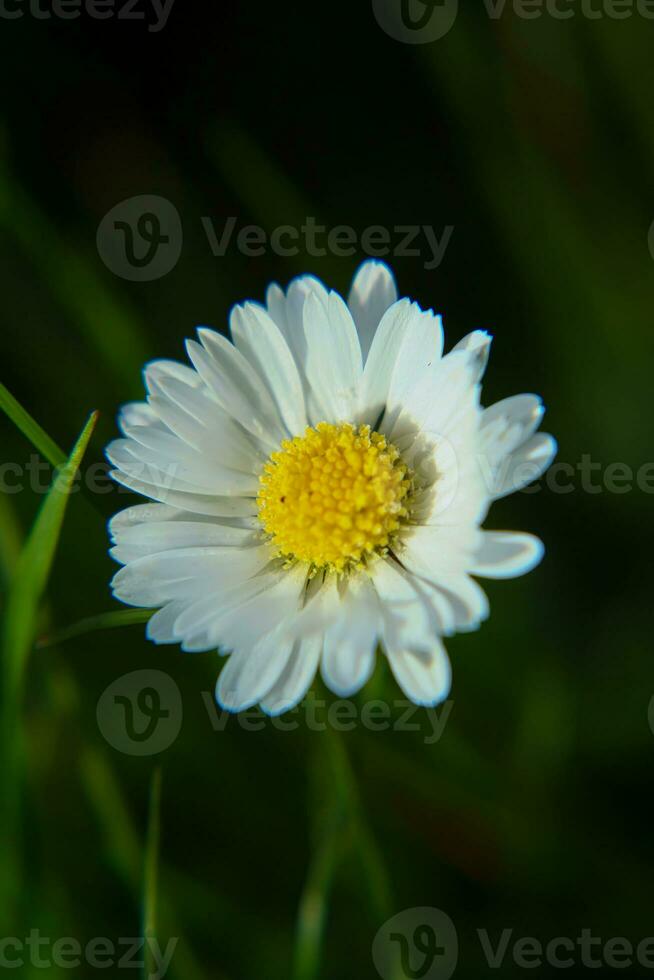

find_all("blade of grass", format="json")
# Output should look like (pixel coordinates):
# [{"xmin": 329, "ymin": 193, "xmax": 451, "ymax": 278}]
[
  {"xmin": 2, "ymin": 410, "xmax": 98, "ymax": 703},
  {"xmin": 0, "ymin": 381, "xmax": 65, "ymax": 467},
  {"xmin": 293, "ymin": 724, "xmax": 395, "ymax": 980},
  {"xmin": 326, "ymin": 727, "xmax": 393, "ymax": 922},
  {"xmin": 0, "ymin": 160, "xmax": 149, "ymax": 389},
  {"xmin": 208, "ymin": 125, "xmax": 315, "ymax": 234},
  {"xmin": 1, "ymin": 385, "xmax": 114, "ymax": 520},
  {"xmin": 37, "ymin": 608, "xmax": 154, "ymax": 648},
  {"xmin": 0, "ymin": 410, "xmax": 98, "ymax": 923},
  {"xmin": 293, "ymin": 742, "xmax": 347, "ymax": 980},
  {"xmin": 80, "ymin": 746, "xmax": 211, "ymax": 980},
  {"xmin": 0, "ymin": 492, "xmax": 22, "ymax": 587},
  {"xmin": 143, "ymin": 766, "xmax": 162, "ymax": 980}
]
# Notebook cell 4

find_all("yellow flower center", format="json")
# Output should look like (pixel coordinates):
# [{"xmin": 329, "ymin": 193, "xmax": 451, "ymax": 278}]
[{"xmin": 257, "ymin": 422, "xmax": 412, "ymax": 573}]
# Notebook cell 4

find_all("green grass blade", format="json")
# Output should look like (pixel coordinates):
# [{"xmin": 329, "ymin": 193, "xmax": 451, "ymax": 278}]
[
  {"xmin": 2, "ymin": 410, "xmax": 99, "ymax": 702},
  {"xmin": 0, "ymin": 492, "xmax": 22, "ymax": 587},
  {"xmin": 143, "ymin": 767, "xmax": 163, "ymax": 980},
  {"xmin": 0, "ymin": 409, "xmax": 98, "ymax": 924},
  {"xmin": 0, "ymin": 381, "xmax": 65, "ymax": 467},
  {"xmin": 293, "ymin": 725, "xmax": 394, "ymax": 980},
  {"xmin": 81, "ymin": 747, "xmax": 209, "ymax": 980},
  {"xmin": 293, "ymin": 791, "xmax": 344, "ymax": 980},
  {"xmin": 37, "ymin": 608, "xmax": 154, "ymax": 648},
  {"xmin": 80, "ymin": 745, "xmax": 143, "ymax": 880},
  {"xmin": 0, "ymin": 163, "xmax": 148, "ymax": 388},
  {"xmin": 208, "ymin": 125, "xmax": 314, "ymax": 233},
  {"xmin": 326, "ymin": 728, "xmax": 393, "ymax": 922}
]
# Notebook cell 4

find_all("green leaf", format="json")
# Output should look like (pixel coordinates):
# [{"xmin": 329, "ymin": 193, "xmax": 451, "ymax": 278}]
[
  {"xmin": 0, "ymin": 381, "xmax": 65, "ymax": 467},
  {"xmin": 37, "ymin": 608, "xmax": 154, "ymax": 649}
]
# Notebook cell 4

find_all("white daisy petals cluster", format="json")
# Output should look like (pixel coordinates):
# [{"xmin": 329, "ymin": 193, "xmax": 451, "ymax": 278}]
[{"xmin": 107, "ymin": 261, "xmax": 556, "ymax": 715}]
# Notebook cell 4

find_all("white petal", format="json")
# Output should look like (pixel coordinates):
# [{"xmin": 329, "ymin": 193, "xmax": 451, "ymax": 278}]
[
  {"xmin": 215, "ymin": 563, "xmax": 309, "ymax": 653},
  {"xmin": 174, "ymin": 570, "xmax": 284, "ymax": 652},
  {"xmin": 387, "ymin": 349, "xmax": 477, "ymax": 445},
  {"xmin": 265, "ymin": 275, "xmax": 336, "ymax": 423},
  {"xmin": 347, "ymin": 259, "xmax": 398, "ymax": 360},
  {"xmin": 127, "ymin": 394, "xmax": 264, "ymax": 475},
  {"xmin": 230, "ymin": 302, "xmax": 307, "ymax": 436},
  {"xmin": 188, "ymin": 330, "xmax": 285, "ymax": 447},
  {"xmin": 301, "ymin": 290, "xmax": 363, "ymax": 423},
  {"xmin": 267, "ymin": 275, "xmax": 329, "ymax": 370},
  {"xmin": 119, "ymin": 401, "xmax": 162, "ymax": 428},
  {"xmin": 469, "ymin": 531, "xmax": 544, "ymax": 579},
  {"xmin": 492, "ymin": 432, "xmax": 557, "ymax": 498},
  {"xmin": 147, "ymin": 374, "xmax": 267, "ymax": 471},
  {"xmin": 397, "ymin": 539, "xmax": 490, "ymax": 633},
  {"xmin": 398, "ymin": 523, "xmax": 480, "ymax": 575},
  {"xmin": 321, "ymin": 576, "xmax": 379, "ymax": 697},
  {"xmin": 216, "ymin": 636, "xmax": 294, "ymax": 713},
  {"xmin": 109, "ymin": 503, "xmax": 256, "ymax": 538},
  {"xmin": 264, "ymin": 282, "xmax": 289, "ymax": 332},
  {"xmin": 371, "ymin": 558, "xmax": 442, "ymax": 647},
  {"xmin": 357, "ymin": 300, "xmax": 427, "ymax": 426},
  {"xmin": 385, "ymin": 638, "xmax": 452, "ymax": 707},
  {"xmin": 146, "ymin": 600, "xmax": 189, "ymax": 643},
  {"xmin": 108, "ymin": 502, "xmax": 181, "ymax": 534},
  {"xmin": 452, "ymin": 330, "xmax": 492, "ymax": 382},
  {"xmin": 480, "ymin": 394, "xmax": 545, "ymax": 460},
  {"xmin": 110, "ymin": 519, "xmax": 257, "ymax": 564},
  {"xmin": 106, "ymin": 438, "xmax": 259, "ymax": 497},
  {"xmin": 384, "ymin": 307, "xmax": 444, "ymax": 421},
  {"xmin": 434, "ymin": 574, "xmax": 490, "ymax": 632},
  {"xmin": 110, "ymin": 545, "xmax": 271, "ymax": 607},
  {"xmin": 144, "ymin": 358, "xmax": 202, "ymax": 393},
  {"xmin": 260, "ymin": 636, "xmax": 322, "ymax": 716},
  {"xmin": 109, "ymin": 470, "xmax": 258, "ymax": 519}
]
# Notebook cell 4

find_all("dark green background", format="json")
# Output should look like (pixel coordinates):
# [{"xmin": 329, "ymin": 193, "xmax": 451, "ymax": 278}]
[{"xmin": 1, "ymin": 3, "xmax": 653, "ymax": 978}]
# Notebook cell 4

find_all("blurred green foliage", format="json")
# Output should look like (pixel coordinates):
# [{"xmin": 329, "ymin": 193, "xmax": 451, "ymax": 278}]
[{"xmin": 1, "ymin": 5, "xmax": 653, "ymax": 979}]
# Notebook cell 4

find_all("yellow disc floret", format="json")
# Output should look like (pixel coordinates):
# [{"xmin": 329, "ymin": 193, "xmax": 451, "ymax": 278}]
[{"xmin": 257, "ymin": 422, "xmax": 412, "ymax": 573}]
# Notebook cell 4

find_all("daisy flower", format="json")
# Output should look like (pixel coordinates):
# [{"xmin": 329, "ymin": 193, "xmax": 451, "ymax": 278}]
[{"xmin": 107, "ymin": 261, "xmax": 556, "ymax": 715}]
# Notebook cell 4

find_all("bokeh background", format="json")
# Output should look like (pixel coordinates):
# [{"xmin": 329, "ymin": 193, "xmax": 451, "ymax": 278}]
[{"xmin": 1, "ymin": 3, "xmax": 653, "ymax": 978}]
